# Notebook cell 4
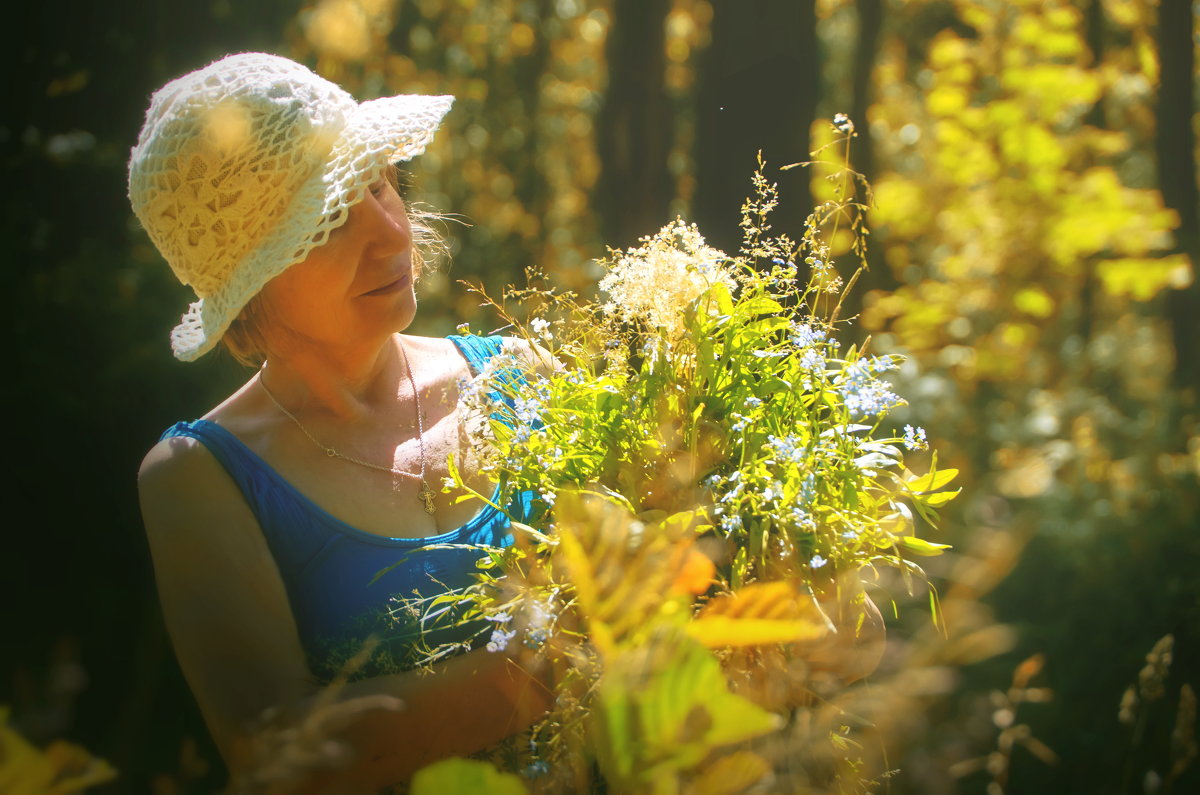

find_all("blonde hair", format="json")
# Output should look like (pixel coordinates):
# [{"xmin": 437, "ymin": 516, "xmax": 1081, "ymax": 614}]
[{"xmin": 222, "ymin": 166, "xmax": 446, "ymax": 367}]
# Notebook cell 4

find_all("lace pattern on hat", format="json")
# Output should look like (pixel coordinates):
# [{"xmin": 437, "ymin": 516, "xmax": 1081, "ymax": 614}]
[{"xmin": 127, "ymin": 53, "xmax": 453, "ymax": 361}]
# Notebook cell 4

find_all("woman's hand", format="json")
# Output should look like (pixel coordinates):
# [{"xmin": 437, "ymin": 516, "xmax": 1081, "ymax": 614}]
[{"xmin": 794, "ymin": 577, "xmax": 886, "ymax": 688}]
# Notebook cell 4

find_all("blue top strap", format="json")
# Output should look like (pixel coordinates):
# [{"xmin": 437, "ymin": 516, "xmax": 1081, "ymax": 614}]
[{"xmin": 159, "ymin": 335, "xmax": 533, "ymax": 681}]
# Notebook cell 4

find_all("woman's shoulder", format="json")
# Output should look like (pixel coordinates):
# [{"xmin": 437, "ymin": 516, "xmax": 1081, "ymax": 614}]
[
  {"xmin": 138, "ymin": 427, "xmax": 237, "ymax": 513},
  {"xmin": 139, "ymin": 375, "xmax": 265, "ymax": 507}
]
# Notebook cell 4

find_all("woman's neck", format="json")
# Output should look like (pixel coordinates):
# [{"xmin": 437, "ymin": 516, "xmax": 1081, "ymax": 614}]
[{"xmin": 258, "ymin": 334, "xmax": 408, "ymax": 421}]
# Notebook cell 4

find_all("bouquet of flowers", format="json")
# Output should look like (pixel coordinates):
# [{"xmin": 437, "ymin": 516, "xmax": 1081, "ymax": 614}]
[{"xmin": 420, "ymin": 119, "xmax": 960, "ymax": 794}]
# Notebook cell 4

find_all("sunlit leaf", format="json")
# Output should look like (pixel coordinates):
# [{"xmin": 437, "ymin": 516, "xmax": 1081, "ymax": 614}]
[
  {"xmin": 1096, "ymin": 255, "xmax": 1193, "ymax": 301},
  {"xmin": 592, "ymin": 631, "xmax": 782, "ymax": 787},
  {"xmin": 688, "ymin": 616, "xmax": 827, "ymax": 647},
  {"xmin": 906, "ymin": 467, "xmax": 959, "ymax": 493},
  {"xmin": 897, "ymin": 536, "xmax": 952, "ymax": 556},
  {"xmin": 691, "ymin": 751, "xmax": 771, "ymax": 795},
  {"xmin": 410, "ymin": 757, "xmax": 528, "ymax": 795}
]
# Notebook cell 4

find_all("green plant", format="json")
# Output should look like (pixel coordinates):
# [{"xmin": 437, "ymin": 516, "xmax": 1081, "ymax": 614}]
[{"xmin": 421, "ymin": 118, "xmax": 959, "ymax": 791}]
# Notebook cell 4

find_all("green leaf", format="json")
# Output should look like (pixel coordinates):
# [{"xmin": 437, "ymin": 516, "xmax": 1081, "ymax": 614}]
[
  {"xmin": 897, "ymin": 536, "xmax": 952, "ymax": 556},
  {"xmin": 920, "ymin": 488, "xmax": 962, "ymax": 507},
  {"xmin": 906, "ymin": 467, "xmax": 960, "ymax": 493},
  {"xmin": 593, "ymin": 632, "xmax": 782, "ymax": 787},
  {"xmin": 758, "ymin": 377, "xmax": 793, "ymax": 394},
  {"xmin": 708, "ymin": 281, "xmax": 736, "ymax": 315},
  {"xmin": 410, "ymin": 758, "xmax": 528, "ymax": 795},
  {"xmin": 736, "ymin": 295, "xmax": 784, "ymax": 316}
]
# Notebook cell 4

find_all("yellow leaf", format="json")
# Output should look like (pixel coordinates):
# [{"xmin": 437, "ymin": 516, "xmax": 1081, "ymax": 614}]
[
  {"xmin": 672, "ymin": 546, "xmax": 716, "ymax": 596},
  {"xmin": 927, "ymin": 85, "xmax": 969, "ymax": 117},
  {"xmin": 411, "ymin": 758, "xmax": 528, "ymax": 795},
  {"xmin": 691, "ymin": 581, "xmax": 830, "ymax": 647},
  {"xmin": 699, "ymin": 581, "xmax": 803, "ymax": 620},
  {"xmin": 1096, "ymin": 255, "xmax": 1194, "ymax": 301},
  {"xmin": 687, "ymin": 616, "xmax": 827, "ymax": 647},
  {"xmin": 692, "ymin": 751, "xmax": 772, "ymax": 795},
  {"xmin": 906, "ymin": 467, "xmax": 959, "ymax": 493},
  {"xmin": 0, "ymin": 708, "xmax": 117, "ymax": 795},
  {"xmin": 1014, "ymin": 287, "xmax": 1055, "ymax": 318}
]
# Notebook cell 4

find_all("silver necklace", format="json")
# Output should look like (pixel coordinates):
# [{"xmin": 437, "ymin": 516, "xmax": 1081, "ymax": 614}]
[{"xmin": 258, "ymin": 340, "xmax": 436, "ymax": 515}]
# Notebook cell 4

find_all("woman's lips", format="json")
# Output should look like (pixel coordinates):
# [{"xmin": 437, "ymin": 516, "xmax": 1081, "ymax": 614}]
[{"xmin": 362, "ymin": 273, "xmax": 411, "ymax": 296}]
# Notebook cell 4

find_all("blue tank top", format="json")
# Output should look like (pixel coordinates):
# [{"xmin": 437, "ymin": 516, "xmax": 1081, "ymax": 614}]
[{"xmin": 160, "ymin": 335, "xmax": 534, "ymax": 682}]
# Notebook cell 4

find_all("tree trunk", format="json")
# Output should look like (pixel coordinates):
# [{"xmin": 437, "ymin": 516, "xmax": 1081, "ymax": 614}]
[
  {"xmin": 1155, "ymin": 0, "xmax": 1200, "ymax": 392},
  {"xmin": 850, "ymin": 0, "xmax": 882, "ymax": 186},
  {"xmin": 849, "ymin": 0, "xmax": 891, "ymax": 303},
  {"xmin": 596, "ymin": 0, "xmax": 673, "ymax": 248},
  {"xmin": 694, "ymin": 0, "xmax": 819, "ymax": 257}
]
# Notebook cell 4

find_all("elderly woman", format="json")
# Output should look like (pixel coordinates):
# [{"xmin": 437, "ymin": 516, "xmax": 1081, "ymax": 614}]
[{"xmin": 130, "ymin": 53, "xmax": 549, "ymax": 791}]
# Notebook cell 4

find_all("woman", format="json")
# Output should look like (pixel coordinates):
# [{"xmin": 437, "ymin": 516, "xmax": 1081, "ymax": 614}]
[{"xmin": 130, "ymin": 53, "xmax": 549, "ymax": 792}]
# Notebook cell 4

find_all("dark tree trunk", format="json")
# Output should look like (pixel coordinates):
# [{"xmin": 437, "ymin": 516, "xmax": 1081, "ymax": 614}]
[
  {"xmin": 850, "ymin": 0, "xmax": 882, "ymax": 186},
  {"xmin": 849, "ymin": 0, "xmax": 891, "ymax": 303},
  {"xmin": 693, "ymin": 0, "xmax": 819, "ymax": 257},
  {"xmin": 1155, "ymin": 0, "xmax": 1200, "ymax": 392},
  {"xmin": 596, "ymin": 0, "xmax": 673, "ymax": 248}
]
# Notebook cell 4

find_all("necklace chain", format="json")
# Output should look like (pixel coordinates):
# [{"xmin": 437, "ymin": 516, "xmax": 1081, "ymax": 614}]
[{"xmin": 257, "ymin": 340, "xmax": 436, "ymax": 514}]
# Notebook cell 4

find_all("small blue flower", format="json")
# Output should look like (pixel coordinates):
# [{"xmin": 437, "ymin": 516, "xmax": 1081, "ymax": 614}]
[
  {"xmin": 791, "ymin": 505, "xmax": 816, "ymax": 530},
  {"xmin": 810, "ymin": 554, "xmax": 828, "ymax": 569},
  {"xmin": 719, "ymin": 481, "xmax": 744, "ymax": 504},
  {"xmin": 767, "ymin": 434, "xmax": 805, "ymax": 464},
  {"xmin": 798, "ymin": 472, "xmax": 816, "ymax": 504},
  {"xmin": 799, "ymin": 349, "xmax": 824, "ymax": 371},
  {"xmin": 837, "ymin": 360, "xmax": 902, "ymax": 418},
  {"xmin": 522, "ymin": 759, "xmax": 551, "ymax": 779},
  {"xmin": 485, "ymin": 612, "xmax": 516, "ymax": 652},
  {"xmin": 903, "ymin": 425, "xmax": 929, "ymax": 451},
  {"xmin": 868, "ymin": 354, "xmax": 899, "ymax": 374},
  {"xmin": 514, "ymin": 395, "xmax": 542, "ymax": 426},
  {"xmin": 791, "ymin": 323, "xmax": 827, "ymax": 349},
  {"xmin": 524, "ymin": 627, "xmax": 550, "ymax": 649}
]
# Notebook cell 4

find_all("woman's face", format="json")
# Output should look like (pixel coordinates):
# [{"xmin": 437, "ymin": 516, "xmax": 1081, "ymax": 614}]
[{"xmin": 258, "ymin": 171, "xmax": 417, "ymax": 355}]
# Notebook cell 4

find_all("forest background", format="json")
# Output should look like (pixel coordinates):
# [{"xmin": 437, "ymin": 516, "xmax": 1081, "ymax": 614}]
[{"xmin": 2, "ymin": 0, "xmax": 1198, "ymax": 792}]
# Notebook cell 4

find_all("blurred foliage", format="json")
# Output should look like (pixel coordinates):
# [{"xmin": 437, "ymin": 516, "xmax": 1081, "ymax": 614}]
[
  {"xmin": 847, "ymin": 0, "xmax": 1200, "ymax": 792},
  {"xmin": 0, "ymin": 706, "xmax": 117, "ymax": 794},
  {"xmin": 3, "ymin": 0, "xmax": 1199, "ymax": 792}
]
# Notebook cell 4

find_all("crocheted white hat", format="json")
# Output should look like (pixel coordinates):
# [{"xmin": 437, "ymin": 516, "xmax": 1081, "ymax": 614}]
[{"xmin": 128, "ymin": 52, "xmax": 453, "ymax": 361}]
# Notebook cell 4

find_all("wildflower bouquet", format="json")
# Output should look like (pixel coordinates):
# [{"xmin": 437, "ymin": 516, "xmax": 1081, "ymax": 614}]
[{"xmin": 428, "ymin": 120, "xmax": 960, "ymax": 793}]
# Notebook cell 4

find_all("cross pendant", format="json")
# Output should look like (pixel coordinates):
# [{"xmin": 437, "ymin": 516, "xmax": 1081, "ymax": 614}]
[{"xmin": 419, "ymin": 480, "xmax": 436, "ymax": 515}]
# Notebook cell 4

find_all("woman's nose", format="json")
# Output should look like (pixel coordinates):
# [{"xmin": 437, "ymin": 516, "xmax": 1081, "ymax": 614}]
[{"xmin": 360, "ymin": 191, "xmax": 411, "ymax": 256}]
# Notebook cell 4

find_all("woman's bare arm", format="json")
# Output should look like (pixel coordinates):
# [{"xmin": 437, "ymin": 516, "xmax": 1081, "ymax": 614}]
[{"xmin": 138, "ymin": 436, "xmax": 551, "ymax": 792}]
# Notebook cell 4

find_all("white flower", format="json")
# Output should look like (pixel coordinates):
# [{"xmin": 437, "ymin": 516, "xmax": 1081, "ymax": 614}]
[{"xmin": 598, "ymin": 218, "xmax": 737, "ymax": 338}]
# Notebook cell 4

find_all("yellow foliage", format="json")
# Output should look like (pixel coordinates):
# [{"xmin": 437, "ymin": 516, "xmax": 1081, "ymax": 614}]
[
  {"xmin": 0, "ymin": 707, "xmax": 117, "ymax": 794},
  {"xmin": 689, "ymin": 581, "xmax": 829, "ymax": 648},
  {"xmin": 410, "ymin": 757, "xmax": 528, "ymax": 795},
  {"xmin": 691, "ymin": 750, "xmax": 772, "ymax": 795},
  {"xmin": 1013, "ymin": 287, "xmax": 1055, "ymax": 319},
  {"xmin": 865, "ymin": 0, "xmax": 1193, "ymax": 381},
  {"xmin": 306, "ymin": 0, "xmax": 375, "ymax": 62},
  {"xmin": 1097, "ymin": 255, "xmax": 1195, "ymax": 301}
]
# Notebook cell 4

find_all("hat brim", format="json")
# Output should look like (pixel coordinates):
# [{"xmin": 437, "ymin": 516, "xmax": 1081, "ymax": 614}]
[{"xmin": 170, "ymin": 93, "xmax": 454, "ymax": 361}]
